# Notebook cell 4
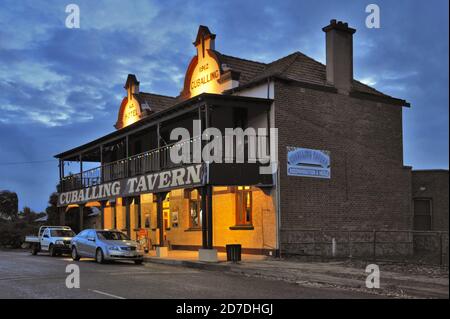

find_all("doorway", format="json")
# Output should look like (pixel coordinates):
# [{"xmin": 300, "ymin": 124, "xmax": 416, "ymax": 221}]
[{"xmin": 162, "ymin": 193, "xmax": 170, "ymax": 243}]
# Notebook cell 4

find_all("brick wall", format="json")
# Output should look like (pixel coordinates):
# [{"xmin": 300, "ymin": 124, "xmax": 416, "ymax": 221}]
[
  {"xmin": 412, "ymin": 170, "xmax": 449, "ymax": 231},
  {"xmin": 274, "ymin": 80, "xmax": 412, "ymax": 242}
]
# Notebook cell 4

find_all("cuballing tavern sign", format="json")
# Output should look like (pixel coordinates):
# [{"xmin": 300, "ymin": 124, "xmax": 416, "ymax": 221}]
[{"xmin": 58, "ymin": 164, "xmax": 206, "ymax": 206}]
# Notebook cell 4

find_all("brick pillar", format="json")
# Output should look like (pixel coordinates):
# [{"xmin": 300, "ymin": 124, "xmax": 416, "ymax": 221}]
[{"xmin": 125, "ymin": 197, "xmax": 131, "ymax": 237}]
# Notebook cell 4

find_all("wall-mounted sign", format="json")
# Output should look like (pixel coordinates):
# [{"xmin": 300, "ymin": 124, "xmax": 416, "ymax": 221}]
[
  {"xmin": 122, "ymin": 101, "xmax": 140, "ymax": 127},
  {"xmin": 287, "ymin": 147, "xmax": 331, "ymax": 179},
  {"xmin": 58, "ymin": 164, "xmax": 206, "ymax": 206},
  {"xmin": 190, "ymin": 62, "xmax": 220, "ymax": 94}
]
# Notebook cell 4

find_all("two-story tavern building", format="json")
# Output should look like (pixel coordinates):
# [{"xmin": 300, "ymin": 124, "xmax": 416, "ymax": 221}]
[{"xmin": 55, "ymin": 21, "xmax": 412, "ymax": 261}]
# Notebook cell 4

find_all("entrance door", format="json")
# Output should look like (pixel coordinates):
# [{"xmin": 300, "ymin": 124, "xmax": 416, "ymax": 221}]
[
  {"xmin": 162, "ymin": 193, "xmax": 170, "ymax": 243},
  {"xmin": 163, "ymin": 209, "xmax": 170, "ymax": 242}
]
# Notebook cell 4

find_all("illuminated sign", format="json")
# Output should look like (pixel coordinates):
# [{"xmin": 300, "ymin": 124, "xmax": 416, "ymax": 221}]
[
  {"xmin": 123, "ymin": 101, "xmax": 140, "ymax": 127},
  {"xmin": 115, "ymin": 74, "xmax": 143, "ymax": 129},
  {"xmin": 190, "ymin": 63, "xmax": 220, "ymax": 91},
  {"xmin": 181, "ymin": 26, "xmax": 223, "ymax": 99}
]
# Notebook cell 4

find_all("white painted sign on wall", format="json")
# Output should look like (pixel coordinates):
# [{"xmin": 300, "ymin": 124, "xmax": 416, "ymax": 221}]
[{"xmin": 287, "ymin": 147, "xmax": 331, "ymax": 179}]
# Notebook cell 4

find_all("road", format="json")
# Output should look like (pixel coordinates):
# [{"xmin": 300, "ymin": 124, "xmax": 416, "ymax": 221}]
[{"xmin": 0, "ymin": 250, "xmax": 378, "ymax": 299}]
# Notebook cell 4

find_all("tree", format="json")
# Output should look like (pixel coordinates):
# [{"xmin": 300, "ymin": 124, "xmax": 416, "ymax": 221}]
[
  {"xmin": 0, "ymin": 191, "xmax": 18, "ymax": 221},
  {"xmin": 0, "ymin": 205, "xmax": 41, "ymax": 248},
  {"xmin": 45, "ymin": 192, "xmax": 60, "ymax": 225}
]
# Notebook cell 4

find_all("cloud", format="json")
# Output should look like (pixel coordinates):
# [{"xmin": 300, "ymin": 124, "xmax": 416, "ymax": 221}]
[{"xmin": 0, "ymin": 0, "xmax": 448, "ymax": 212}]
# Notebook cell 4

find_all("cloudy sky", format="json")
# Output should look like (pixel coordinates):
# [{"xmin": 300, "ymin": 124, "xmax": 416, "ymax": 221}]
[{"xmin": 0, "ymin": 0, "xmax": 448, "ymax": 212}]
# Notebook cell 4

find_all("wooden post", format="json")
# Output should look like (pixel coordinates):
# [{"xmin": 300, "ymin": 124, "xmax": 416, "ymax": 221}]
[
  {"xmin": 59, "ymin": 206, "xmax": 66, "ymax": 225},
  {"xmin": 60, "ymin": 160, "xmax": 65, "ymax": 192},
  {"xmin": 156, "ymin": 193, "xmax": 166, "ymax": 246},
  {"xmin": 100, "ymin": 145, "xmax": 104, "ymax": 183},
  {"xmin": 157, "ymin": 123, "xmax": 162, "ymax": 171},
  {"xmin": 58, "ymin": 160, "xmax": 62, "ymax": 192},
  {"xmin": 125, "ymin": 197, "xmax": 131, "ymax": 237},
  {"xmin": 79, "ymin": 154, "xmax": 83, "ymax": 188},
  {"xmin": 156, "ymin": 193, "xmax": 164, "ymax": 246},
  {"xmin": 111, "ymin": 201, "xmax": 116, "ymax": 229},
  {"xmin": 201, "ymin": 187, "xmax": 208, "ymax": 249},
  {"xmin": 79, "ymin": 204, "xmax": 85, "ymax": 232},
  {"xmin": 206, "ymin": 185, "xmax": 213, "ymax": 249},
  {"xmin": 135, "ymin": 196, "xmax": 141, "ymax": 229},
  {"xmin": 99, "ymin": 200, "xmax": 107, "ymax": 229}
]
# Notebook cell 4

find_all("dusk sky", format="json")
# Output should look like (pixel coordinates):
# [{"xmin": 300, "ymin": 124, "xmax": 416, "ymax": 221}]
[{"xmin": 0, "ymin": 0, "xmax": 448, "ymax": 212}]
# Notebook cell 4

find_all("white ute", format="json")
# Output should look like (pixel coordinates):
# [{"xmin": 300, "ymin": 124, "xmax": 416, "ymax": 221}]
[{"xmin": 25, "ymin": 226, "xmax": 76, "ymax": 256}]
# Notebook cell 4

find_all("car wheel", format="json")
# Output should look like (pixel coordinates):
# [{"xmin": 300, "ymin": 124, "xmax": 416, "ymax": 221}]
[
  {"xmin": 49, "ymin": 244, "xmax": 56, "ymax": 257},
  {"xmin": 134, "ymin": 260, "xmax": 143, "ymax": 265},
  {"xmin": 31, "ymin": 244, "xmax": 39, "ymax": 255},
  {"xmin": 71, "ymin": 246, "xmax": 80, "ymax": 261},
  {"xmin": 95, "ymin": 248, "xmax": 105, "ymax": 264}
]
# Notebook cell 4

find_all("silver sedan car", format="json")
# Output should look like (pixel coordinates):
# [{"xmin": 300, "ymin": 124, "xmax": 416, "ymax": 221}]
[{"xmin": 71, "ymin": 229, "xmax": 144, "ymax": 264}]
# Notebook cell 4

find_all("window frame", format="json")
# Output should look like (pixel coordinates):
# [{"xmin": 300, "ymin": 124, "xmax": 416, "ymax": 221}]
[
  {"xmin": 235, "ymin": 186, "xmax": 253, "ymax": 227},
  {"xmin": 187, "ymin": 189, "xmax": 202, "ymax": 229}
]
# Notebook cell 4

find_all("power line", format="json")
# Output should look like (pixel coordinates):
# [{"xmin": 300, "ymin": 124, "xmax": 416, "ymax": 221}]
[{"xmin": 0, "ymin": 159, "xmax": 56, "ymax": 166}]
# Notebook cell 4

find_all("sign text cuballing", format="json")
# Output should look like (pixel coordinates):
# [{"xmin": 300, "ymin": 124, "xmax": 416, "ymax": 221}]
[{"xmin": 58, "ymin": 164, "xmax": 206, "ymax": 206}]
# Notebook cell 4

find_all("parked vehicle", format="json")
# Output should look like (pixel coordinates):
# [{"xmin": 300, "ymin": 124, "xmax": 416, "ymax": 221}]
[
  {"xmin": 25, "ymin": 226, "xmax": 75, "ymax": 256},
  {"xmin": 71, "ymin": 229, "xmax": 144, "ymax": 264}
]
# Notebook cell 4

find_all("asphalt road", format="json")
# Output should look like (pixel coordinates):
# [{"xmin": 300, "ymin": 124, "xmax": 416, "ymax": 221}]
[{"xmin": 0, "ymin": 250, "xmax": 377, "ymax": 299}]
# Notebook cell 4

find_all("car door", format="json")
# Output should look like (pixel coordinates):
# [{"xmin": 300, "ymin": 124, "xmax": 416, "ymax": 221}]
[
  {"xmin": 85, "ymin": 230, "xmax": 98, "ymax": 258},
  {"xmin": 40, "ymin": 228, "xmax": 50, "ymax": 251},
  {"xmin": 75, "ymin": 230, "xmax": 89, "ymax": 256}
]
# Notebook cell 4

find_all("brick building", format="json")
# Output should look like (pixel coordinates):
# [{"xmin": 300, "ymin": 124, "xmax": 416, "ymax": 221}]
[
  {"xmin": 55, "ymin": 21, "xmax": 421, "ymax": 261},
  {"xmin": 412, "ymin": 170, "xmax": 449, "ymax": 232}
]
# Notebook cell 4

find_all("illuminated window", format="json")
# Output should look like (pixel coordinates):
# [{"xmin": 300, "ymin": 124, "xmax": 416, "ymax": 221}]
[
  {"xmin": 236, "ymin": 186, "xmax": 252, "ymax": 226},
  {"xmin": 188, "ymin": 189, "xmax": 201, "ymax": 229}
]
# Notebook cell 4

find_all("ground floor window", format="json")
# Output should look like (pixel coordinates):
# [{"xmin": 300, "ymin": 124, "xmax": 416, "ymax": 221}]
[
  {"xmin": 235, "ymin": 186, "xmax": 252, "ymax": 226},
  {"xmin": 188, "ymin": 189, "xmax": 201, "ymax": 229}
]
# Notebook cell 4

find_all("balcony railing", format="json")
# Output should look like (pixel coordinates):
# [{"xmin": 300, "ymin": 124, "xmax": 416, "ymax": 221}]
[{"xmin": 59, "ymin": 134, "xmax": 270, "ymax": 192}]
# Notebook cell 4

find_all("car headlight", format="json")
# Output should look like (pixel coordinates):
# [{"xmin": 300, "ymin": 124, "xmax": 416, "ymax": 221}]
[
  {"xmin": 55, "ymin": 240, "xmax": 64, "ymax": 245},
  {"xmin": 108, "ymin": 246, "xmax": 120, "ymax": 251}
]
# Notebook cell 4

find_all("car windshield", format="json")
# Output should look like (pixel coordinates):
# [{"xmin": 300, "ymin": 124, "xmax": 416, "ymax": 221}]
[
  {"xmin": 50, "ymin": 229, "xmax": 75, "ymax": 237},
  {"xmin": 97, "ymin": 231, "xmax": 130, "ymax": 241}
]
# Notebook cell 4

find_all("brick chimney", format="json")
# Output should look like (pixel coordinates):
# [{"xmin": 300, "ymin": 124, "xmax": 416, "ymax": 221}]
[{"xmin": 322, "ymin": 20, "xmax": 356, "ymax": 94}]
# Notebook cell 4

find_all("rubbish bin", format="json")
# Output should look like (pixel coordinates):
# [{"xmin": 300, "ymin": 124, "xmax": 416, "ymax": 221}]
[{"xmin": 226, "ymin": 244, "xmax": 242, "ymax": 262}]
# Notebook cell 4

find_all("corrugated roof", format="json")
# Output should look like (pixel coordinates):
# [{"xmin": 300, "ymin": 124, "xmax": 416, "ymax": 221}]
[{"xmin": 134, "ymin": 92, "xmax": 177, "ymax": 113}]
